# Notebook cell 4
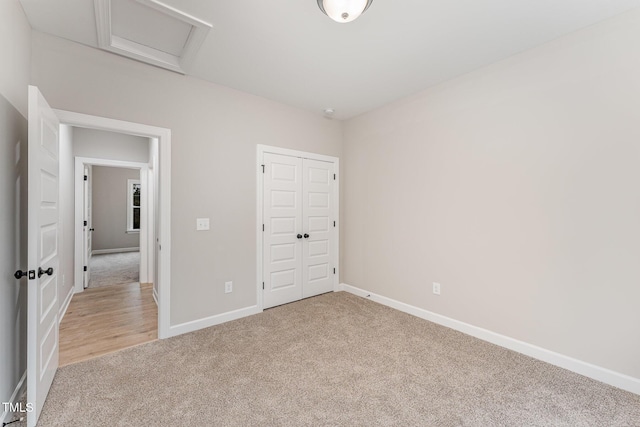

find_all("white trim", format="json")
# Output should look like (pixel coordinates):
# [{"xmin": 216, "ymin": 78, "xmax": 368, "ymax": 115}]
[
  {"xmin": 57, "ymin": 109, "xmax": 171, "ymax": 340},
  {"xmin": 0, "ymin": 371, "xmax": 27, "ymax": 424},
  {"xmin": 258, "ymin": 145, "xmax": 339, "ymax": 164},
  {"xmin": 126, "ymin": 178, "xmax": 141, "ymax": 232},
  {"xmin": 152, "ymin": 286, "xmax": 159, "ymax": 306},
  {"xmin": 256, "ymin": 145, "xmax": 340, "ymax": 311},
  {"xmin": 58, "ymin": 285, "xmax": 74, "ymax": 321},
  {"xmin": 94, "ymin": 0, "xmax": 212, "ymax": 74},
  {"xmin": 167, "ymin": 305, "xmax": 261, "ymax": 337},
  {"xmin": 340, "ymin": 283, "xmax": 640, "ymax": 396},
  {"xmin": 92, "ymin": 247, "xmax": 140, "ymax": 255},
  {"xmin": 256, "ymin": 148, "xmax": 263, "ymax": 310}
]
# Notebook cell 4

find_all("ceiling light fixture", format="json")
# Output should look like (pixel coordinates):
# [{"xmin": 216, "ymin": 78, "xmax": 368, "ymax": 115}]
[{"xmin": 317, "ymin": 0, "xmax": 374, "ymax": 23}]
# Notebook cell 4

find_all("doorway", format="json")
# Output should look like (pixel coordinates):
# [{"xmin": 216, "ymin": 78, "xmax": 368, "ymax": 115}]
[
  {"xmin": 56, "ymin": 109, "xmax": 171, "ymax": 338},
  {"xmin": 74, "ymin": 160, "xmax": 150, "ymax": 292},
  {"xmin": 86, "ymin": 166, "xmax": 141, "ymax": 289},
  {"xmin": 257, "ymin": 145, "xmax": 340, "ymax": 310},
  {"xmin": 60, "ymin": 133, "xmax": 156, "ymax": 365}
]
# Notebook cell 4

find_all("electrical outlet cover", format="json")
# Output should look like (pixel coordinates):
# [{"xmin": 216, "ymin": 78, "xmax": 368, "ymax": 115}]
[{"xmin": 196, "ymin": 218, "xmax": 210, "ymax": 231}]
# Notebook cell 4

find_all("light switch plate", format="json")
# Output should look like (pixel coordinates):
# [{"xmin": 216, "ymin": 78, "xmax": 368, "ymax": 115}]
[
  {"xmin": 196, "ymin": 218, "xmax": 210, "ymax": 231},
  {"xmin": 433, "ymin": 282, "xmax": 441, "ymax": 295}
]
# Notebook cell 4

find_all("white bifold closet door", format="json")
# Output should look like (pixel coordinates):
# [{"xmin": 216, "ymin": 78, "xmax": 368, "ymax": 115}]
[{"xmin": 263, "ymin": 153, "xmax": 335, "ymax": 309}]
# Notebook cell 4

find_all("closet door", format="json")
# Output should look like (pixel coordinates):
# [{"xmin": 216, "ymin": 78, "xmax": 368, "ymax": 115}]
[
  {"xmin": 302, "ymin": 159, "xmax": 334, "ymax": 298},
  {"xmin": 263, "ymin": 153, "xmax": 303, "ymax": 309}
]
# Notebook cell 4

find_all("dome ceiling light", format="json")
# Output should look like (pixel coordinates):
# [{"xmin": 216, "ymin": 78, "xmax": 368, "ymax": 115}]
[{"xmin": 317, "ymin": 0, "xmax": 374, "ymax": 23}]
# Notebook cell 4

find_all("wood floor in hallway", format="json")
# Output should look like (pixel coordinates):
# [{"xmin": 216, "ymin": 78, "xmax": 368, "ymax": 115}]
[{"xmin": 59, "ymin": 282, "xmax": 157, "ymax": 366}]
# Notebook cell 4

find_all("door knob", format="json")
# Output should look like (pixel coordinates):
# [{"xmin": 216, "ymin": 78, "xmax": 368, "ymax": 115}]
[
  {"xmin": 15, "ymin": 270, "xmax": 35, "ymax": 280},
  {"xmin": 38, "ymin": 267, "xmax": 54, "ymax": 278},
  {"xmin": 297, "ymin": 234, "xmax": 303, "ymax": 239},
  {"xmin": 304, "ymin": 233, "xmax": 309, "ymax": 238},
  {"xmin": 13, "ymin": 270, "xmax": 29, "ymax": 280},
  {"xmin": 89, "ymin": 228, "xmax": 95, "ymax": 232}
]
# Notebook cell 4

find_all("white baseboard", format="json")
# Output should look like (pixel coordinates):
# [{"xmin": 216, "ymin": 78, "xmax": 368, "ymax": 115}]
[
  {"xmin": 59, "ymin": 285, "xmax": 74, "ymax": 321},
  {"xmin": 152, "ymin": 286, "xmax": 158, "ymax": 307},
  {"xmin": 340, "ymin": 283, "xmax": 640, "ymax": 396},
  {"xmin": 92, "ymin": 247, "xmax": 139, "ymax": 255},
  {"xmin": 1, "ymin": 370, "xmax": 26, "ymax": 424},
  {"xmin": 167, "ymin": 305, "xmax": 262, "ymax": 338}
]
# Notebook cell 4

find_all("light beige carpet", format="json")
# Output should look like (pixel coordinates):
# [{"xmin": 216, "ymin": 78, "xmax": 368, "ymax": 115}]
[
  {"xmin": 88, "ymin": 252, "xmax": 139, "ymax": 288},
  {"xmin": 15, "ymin": 292, "xmax": 640, "ymax": 426}
]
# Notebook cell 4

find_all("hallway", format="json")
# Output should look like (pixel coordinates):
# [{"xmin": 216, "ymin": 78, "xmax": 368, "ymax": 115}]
[{"xmin": 59, "ymin": 282, "xmax": 157, "ymax": 366}]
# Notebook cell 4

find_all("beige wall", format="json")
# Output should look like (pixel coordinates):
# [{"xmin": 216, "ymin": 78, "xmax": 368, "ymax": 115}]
[
  {"xmin": 92, "ymin": 166, "xmax": 141, "ymax": 251},
  {"xmin": 343, "ymin": 9, "xmax": 640, "ymax": 379},
  {"xmin": 0, "ymin": 0, "xmax": 31, "ymax": 117},
  {"xmin": 30, "ymin": 32, "xmax": 343, "ymax": 326},
  {"xmin": 0, "ymin": 0, "xmax": 30, "ymax": 414},
  {"xmin": 73, "ymin": 127, "xmax": 150, "ymax": 163}
]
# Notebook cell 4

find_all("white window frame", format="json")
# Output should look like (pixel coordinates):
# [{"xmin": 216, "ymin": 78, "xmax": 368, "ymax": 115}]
[{"xmin": 127, "ymin": 178, "xmax": 141, "ymax": 233}]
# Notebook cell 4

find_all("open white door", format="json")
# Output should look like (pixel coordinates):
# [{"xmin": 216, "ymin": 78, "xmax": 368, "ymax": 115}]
[{"xmin": 27, "ymin": 86, "xmax": 60, "ymax": 427}]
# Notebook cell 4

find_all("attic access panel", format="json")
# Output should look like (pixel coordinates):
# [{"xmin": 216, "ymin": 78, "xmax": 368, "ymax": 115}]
[{"xmin": 95, "ymin": 0, "xmax": 211, "ymax": 74}]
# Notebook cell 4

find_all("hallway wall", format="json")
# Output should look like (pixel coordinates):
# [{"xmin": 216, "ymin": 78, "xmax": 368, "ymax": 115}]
[{"xmin": 0, "ymin": 0, "xmax": 31, "ymax": 420}]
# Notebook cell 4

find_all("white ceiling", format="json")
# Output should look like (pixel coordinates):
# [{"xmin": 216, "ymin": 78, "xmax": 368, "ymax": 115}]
[
  {"xmin": 19, "ymin": 0, "xmax": 640, "ymax": 119},
  {"xmin": 110, "ymin": 0, "xmax": 192, "ymax": 57}
]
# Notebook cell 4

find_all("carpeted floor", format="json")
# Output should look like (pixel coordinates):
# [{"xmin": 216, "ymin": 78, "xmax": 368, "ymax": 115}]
[
  {"xmin": 88, "ymin": 252, "xmax": 139, "ymax": 288},
  {"xmin": 17, "ymin": 292, "xmax": 640, "ymax": 426}
]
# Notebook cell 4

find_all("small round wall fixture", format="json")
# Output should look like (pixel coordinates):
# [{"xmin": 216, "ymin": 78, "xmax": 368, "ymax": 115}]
[{"xmin": 317, "ymin": 0, "xmax": 374, "ymax": 23}]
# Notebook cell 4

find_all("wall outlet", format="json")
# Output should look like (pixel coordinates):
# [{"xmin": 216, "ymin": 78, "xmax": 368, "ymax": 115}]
[
  {"xmin": 433, "ymin": 282, "xmax": 441, "ymax": 295},
  {"xmin": 224, "ymin": 281, "xmax": 233, "ymax": 293},
  {"xmin": 196, "ymin": 218, "xmax": 210, "ymax": 231}
]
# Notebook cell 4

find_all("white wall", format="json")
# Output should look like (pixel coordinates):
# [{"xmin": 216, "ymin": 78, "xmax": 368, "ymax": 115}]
[
  {"xmin": 343, "ymin": 9, "xmax": 640, "ymax": 380},
  {"xmin": 0, "ymin": 0, "xmax": 30, "ymax": 420},
  {"xmin": 31, "ymin": 32, "xmax": 343, "ymax": 327},
  {"xmin": 73, "ymin": 127, "xmax": 149, "ymax": 163},
  {"xmin": 91, "ymin": 166, "xmax": 140, "ymax": 251}
]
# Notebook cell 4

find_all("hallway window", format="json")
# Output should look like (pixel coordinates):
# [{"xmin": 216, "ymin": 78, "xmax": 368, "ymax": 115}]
[{"xmin": 127, "ymin": 179, "xmax": 141, "ymax": 232}]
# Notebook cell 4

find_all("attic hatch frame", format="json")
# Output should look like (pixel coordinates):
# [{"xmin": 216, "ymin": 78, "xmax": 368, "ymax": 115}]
[{"xmin": 94, "ymin": 0, "xmax": 212, "ymax": 74}]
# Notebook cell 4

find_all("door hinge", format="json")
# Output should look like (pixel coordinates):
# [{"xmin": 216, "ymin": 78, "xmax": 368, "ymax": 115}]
[
  {"xmin": 262, "ymin": 224, "xmax": 265, "ymax": 232},
  {"xmin": 84, "ymin": 220, "xmax": 88, "ymax": 226},
  {"xmin": 262, "ymin": 282, "xmax": 265, "ymax": 290},
  {"xmin": 84, "ymin": 175, "xmax": 88, "ymax": 181},
  {"xmin": 261, "ymin": 164, "xmax": 265, "ymax": 173},
  {"xmin": 333, "ymin": 221, "xmax": 336, "ymax": 227},
  {"xmin": 333, "ymin": 174, "xmax": 336, "ymax": 180},
  {"xmin": 333, "ymin": 268, "xmax": 336, "ymax": 274},
  {"xmin": 83, "ymin": 266, "xmax": 87, "ymax": 272}
]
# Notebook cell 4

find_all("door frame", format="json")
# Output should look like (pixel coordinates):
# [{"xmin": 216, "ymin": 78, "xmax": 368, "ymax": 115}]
[
  {"xmin": 56, "ymin": 109, "xmax": 172, "ymax": 339},
  {"xmin": 73, "ymin": 157, "xmax": 150, "ymax": 292},
  {"xmin": 256, "ymin": 144, "xmax": 340, "ymax": 310}
]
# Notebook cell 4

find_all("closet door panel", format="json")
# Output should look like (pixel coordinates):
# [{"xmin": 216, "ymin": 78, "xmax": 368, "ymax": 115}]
[
  {"xmin": 263, "ymin": 153, "xmax": 303, "ymax": 309},
  {"xmin": 302, "ymin": 158, "xmax": 334, "ymax": 298}
]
